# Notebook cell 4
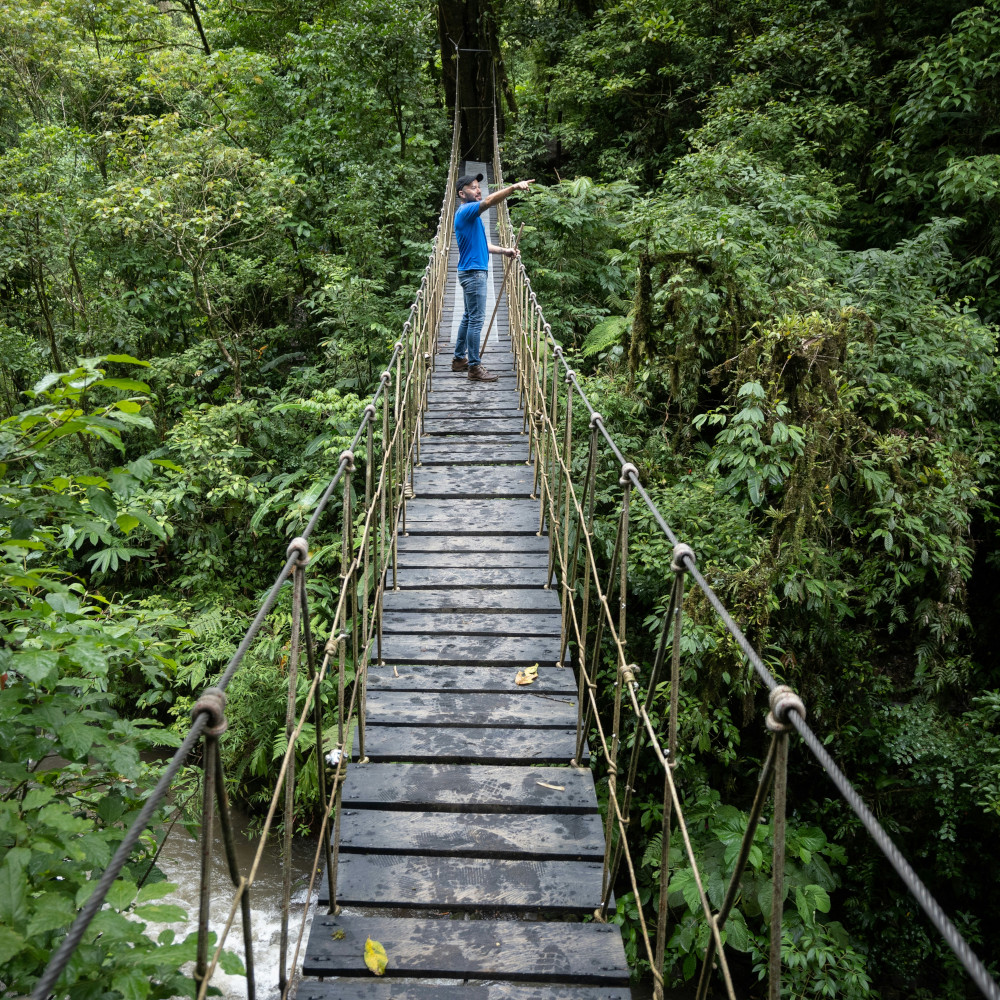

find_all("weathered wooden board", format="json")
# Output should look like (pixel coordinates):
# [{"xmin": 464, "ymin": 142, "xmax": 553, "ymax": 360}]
[
  {"xmin": 380, "ymin": 611, "xmax": 560, "ymax": 635},
  {"xmin": 426, "ymin": 408, "xmax": 525, "ymax": 421},
  {"xmin": 429, "ymin": 390, "xmax": 522, "ymax": 405},
  {"xmin": 424, "ymin": 419, "xmax": 524, "ymax": 436},
  {"xmin": 337, "ymin": 809, "xmax": 604, "ymax": 859},
  {"xmin": 404, "ymin": 499, "xmax": 543, "ymax": 534},
  {"xmin": 365, "ymin": 691, "xmax": 577, "ymax": 728},
  {"xmin": 379, "ymin": 634, "xmax": 562, "ymax": 665},
  {"xmin": 381, "ymin": 588, "xmax": 560, "ymax": 613},
  {"xmin": 320, "ymin": 855, "xmax": 605, "ymax": 912},
  {"xmin": 302, "ymin": 915, "xmax": 629, "ymax": 983},
  {"xmin": 389, "ymin": 567, "xmax": 552, "ymax": 589},
  {"xmin": 418, "ymin": 447, "xmax": 532, "ymax": 467},
  {"xmin": 340, "ymin": 763, "xmax": 596, "ymax": 812},
  {"xmin": 366, "ymin": 664, "xmax": 576, "ymax": 693},
  {"xmin": 298, "ymin": 981, "xmax": 631, "ymax": 1000},
  {"xmin": 395, "ymin": 535, "xmax": 549, "ymax": 553},
  {"xmin": 362, "ymin": 726, "xmax": 582, "ymax": 764},
  {"xmin": 391, "ymin": 551, "xmax": 549, "ymax": 569},
  {"xmin": 411, "ymin": 466, "xmax": 534, "ymax": 498}
]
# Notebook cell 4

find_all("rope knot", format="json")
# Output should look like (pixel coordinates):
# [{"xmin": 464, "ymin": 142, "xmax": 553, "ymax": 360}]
[
  {"xmin": 766, "ymin": 684, "xmax": 806, "ymax": 732},
  {"xmin": 671, "ymin": 542, "xmax": 696, "ymax": 573},
  {"xmin": 620, "ymin": 663, "xmax": 638, "ymax": 686},
  {"xmin": 286, "ymin": 536, "xmax": 309, "ymax": 566},
  {"xmin": 192, "ymin": 687, "xmax": 227, "ymax": 737},
  {"xmin": 553, "ymin": 345, "xmax": 563, "ymax": 358},
  {"xmin": 363, "ymin": 403, "xmax": 377, "ymax": 421},
  {"xmin": 589, "ymin": 411, "xmax": 604, "ymax": 429},
  {"xmin": 619, "ymin": 462, "xmax": 638, "ymax": 486},
  {"xmin": 394, "ymin": 340, "xmax": 404, "ymax": 352},
  {"xmin": 380, "ymin": 370, "xmax": 392, "ymax": 384},
  {"xmin": 340, "ymin": 449, "xmax": 355, "ymax": 472},
  {"xmin": 564, "ymin": 369, "xmax": 574, "ymax": 383},
  {"xmin": 543, "ymin": 322, "xmax": 552, "ymax": 334}
]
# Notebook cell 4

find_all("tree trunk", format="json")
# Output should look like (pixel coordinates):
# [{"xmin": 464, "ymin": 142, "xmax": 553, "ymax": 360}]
[{"xmin": 437, "ymin": 0, "xmax": 501, "ymax": 161}]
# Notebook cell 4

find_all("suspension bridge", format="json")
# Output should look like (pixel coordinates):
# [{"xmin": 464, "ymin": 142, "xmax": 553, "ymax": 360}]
[{"xmin": 29, "ymin": 93, "xmax": 1000, "ymax": 1000}]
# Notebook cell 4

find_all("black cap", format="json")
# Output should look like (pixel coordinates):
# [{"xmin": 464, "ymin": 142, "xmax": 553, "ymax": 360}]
[{"xmin": 456, "ymin": 172, "xmax": 484, "ymax": 193}]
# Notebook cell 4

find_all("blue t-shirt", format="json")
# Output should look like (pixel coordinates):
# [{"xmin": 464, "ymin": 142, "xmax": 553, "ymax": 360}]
[{"xmin": 455, "ymin": 200, "xmax": 488, "ymax": 271}]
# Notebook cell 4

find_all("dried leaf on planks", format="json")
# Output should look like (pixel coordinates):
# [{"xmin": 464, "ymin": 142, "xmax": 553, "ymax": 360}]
[
  {"xmin": 364, "ymin": 936, "xmax": 388, "ymax": 976},
  {"xmin": 515, "ymin": 663, "xmax": 539, "ymax": 685}
]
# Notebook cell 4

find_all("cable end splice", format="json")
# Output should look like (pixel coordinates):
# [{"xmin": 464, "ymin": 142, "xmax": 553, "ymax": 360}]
[
  {"xmin": 766, "ymin": 684, "xmax": 806, "ymax": 732},
  {"xmin": 671, "ymin": 542, "xmax": 696, "ymax": 573},
  {"xmin": 192, "ymin": 686, "xmax": 228, "ymax": 737}
]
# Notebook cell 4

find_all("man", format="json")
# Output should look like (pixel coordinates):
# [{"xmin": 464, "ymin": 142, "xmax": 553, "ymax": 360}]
[{"xmin": 453, "ymin": 171, "xmax": 535, "ymax": 382}]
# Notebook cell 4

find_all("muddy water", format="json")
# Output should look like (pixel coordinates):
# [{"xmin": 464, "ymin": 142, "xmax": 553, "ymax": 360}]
[{"xmin": 152, "ymin": 812, "xmax": 319, "ymax": 999}]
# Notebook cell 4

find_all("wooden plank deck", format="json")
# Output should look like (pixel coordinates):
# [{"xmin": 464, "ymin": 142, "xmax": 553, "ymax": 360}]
[{"xmin": 298, "ymin": 163, "xmax": 631, "ymax": 998}]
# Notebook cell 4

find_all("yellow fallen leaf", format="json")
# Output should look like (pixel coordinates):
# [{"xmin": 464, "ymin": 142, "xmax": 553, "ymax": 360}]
[
  {"xmin": 331, "ymin": 929, "xmax": 345, "ymax": 940},
  {"xmin": 364, "ymin": 936, "xmax": 388, "ymax": 976},
  {"xmin": 515, "ymin": 663, "xmax": 539, "ymax": 686}
]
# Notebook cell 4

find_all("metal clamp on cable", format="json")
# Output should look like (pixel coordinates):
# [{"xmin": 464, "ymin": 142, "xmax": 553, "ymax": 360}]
[
  {"xmin": 766, "ymin": 684, "xmax": 806, "ymax": 732},
  {"xmin": 619, "ymin": 461, "xmax": 638, "ymax": 487},
  {"xmin": 192, "ymin": 687, "xmax": 228, "ymax": 737},
  {"xmin": 671, "ymin": 542, "xmax": 696, "ymax": 573},
  {"xmin": 340, "ymin": 449, "xmax": 355, "ymax": 472},
  {"xmin": 287, "ymin": 536, "xmax": 309, "ymax": 566}
]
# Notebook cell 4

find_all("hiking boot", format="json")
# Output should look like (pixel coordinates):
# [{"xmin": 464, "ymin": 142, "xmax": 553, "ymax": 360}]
[
  {"xmin": 451, "ymin": 357, "xmax": 468, "ymax": 372},
  {"xmin": 468, "ymin": 364, "xmax": 499, "ymax": 382}
]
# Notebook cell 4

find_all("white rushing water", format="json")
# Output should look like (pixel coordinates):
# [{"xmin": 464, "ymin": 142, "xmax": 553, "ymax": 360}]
[{"xmin": 147, "ymin": 812, "xmax": 319, "ymax": 999}]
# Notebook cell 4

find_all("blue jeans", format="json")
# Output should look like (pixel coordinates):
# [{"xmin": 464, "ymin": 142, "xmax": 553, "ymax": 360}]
[{"xmin": 456, "ymin": 269, "xmax": 487, "ymax": 368}]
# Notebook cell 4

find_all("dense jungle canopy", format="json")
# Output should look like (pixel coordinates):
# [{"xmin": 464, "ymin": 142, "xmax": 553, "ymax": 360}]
[{"xmin": 1, "ymin": 0, "xmax": 999, "ymax": 996}]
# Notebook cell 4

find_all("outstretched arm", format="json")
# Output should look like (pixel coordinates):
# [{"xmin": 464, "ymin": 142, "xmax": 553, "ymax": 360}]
[{"xmin": 477, "ymin": 178, "xmax": 535, "ymax": 215}]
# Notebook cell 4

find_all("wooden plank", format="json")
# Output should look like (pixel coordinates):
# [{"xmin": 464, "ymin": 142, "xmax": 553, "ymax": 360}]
[
  {"xmin": 365, "ymin": 691, "xmax": 578, "ymax": 728},
  {"xmin": 381, "ymin": 588, "xmax": 560, "ymax": 613},
  {"xmin": 427, "ymin": 390, "xmax": 520, "ymax": 402},
  {"xmin": 392, "ymin": 552, "xmax": 549, "ymax": 568},
  {"xmin": 302, "ymin": 915, "xmax": 629, "ymax": 984},
  {"xmin": 367, "ymin": 665, "xmax": 576, "ymax": 693},
  {"xmin": 404, "ymin": 499, "xmax": 542, "ymax": 534},
  {"xmin": 428, "ymin": 390, "xmax": 521, "ymax": 403},
  {"xmin": 381, "ymin": 611, "xmax": 560, "ymax": 635},
  {"xmin": 363, "ymin": 726, "xmax": 582, "ymax": 765},
  {"xmin": 423, "ymin": 419, "xmax": 524, "ymax": 435},
  {"xmin": 338, "ymin": 808, "xmax": 605, "ymax": 859},
  {"xmin": 395, "ymin": 535, "xmax": 549, "ymax": 553},
  {"xmin": 321, "ymin": 855, "xmax": 605, "ymax": 913},
  {"xmin": 389, "ymin": 567, "xmax": 552, "ymax": 588},
  {"xmin": 340, "ymin": 763, "xmax": 596, "ymax": 813},
  {"xmin": 379, "ymin": 634, "xmax": 562, "ymax": 665},
  {"xmin": 298, "ymin": 981, "xmax": 631, "ymax": 1000},
  {"xmin": 411, "ymin": 466, "xmax": 534, "ymax": 498},
  {"xmin": 425, "ymin": 407, "xmax": 524, "ymax": 419},
  {"xmin": 418, "ymin": 450, "xmax": 531, "ymax": 467}
]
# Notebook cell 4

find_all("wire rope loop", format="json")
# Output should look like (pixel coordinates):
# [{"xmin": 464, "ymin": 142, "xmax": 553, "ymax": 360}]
[
  {"xmin": 671, "ymin": 542, "xmax": 696, "ymax": 573},
  {"xmin": 192, "ymin": 687, "xmax": 228, "ymax": 737},
  {"xmin": 340, "ymin": 450, "xmax": 356, "ymax": 473},
  {"xmin": 589, "ymin": 411, "xmax": 604, "ymax": 429},
  {"xmin": 766, "ymin": 684, "xmax": 807, "ymax": 732},
  {"xmin": 286, "ymin": 536, "xmax": 309, "ymax": 566},
  {"xmin": 619, "ymin": 461, "xmax": 638, "ymax": 487}
]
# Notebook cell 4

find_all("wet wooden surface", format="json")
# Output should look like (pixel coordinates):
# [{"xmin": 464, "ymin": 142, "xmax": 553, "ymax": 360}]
[{"xmin": 300, "ymin": 162, "xmax": 630, "ymax": 997}]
